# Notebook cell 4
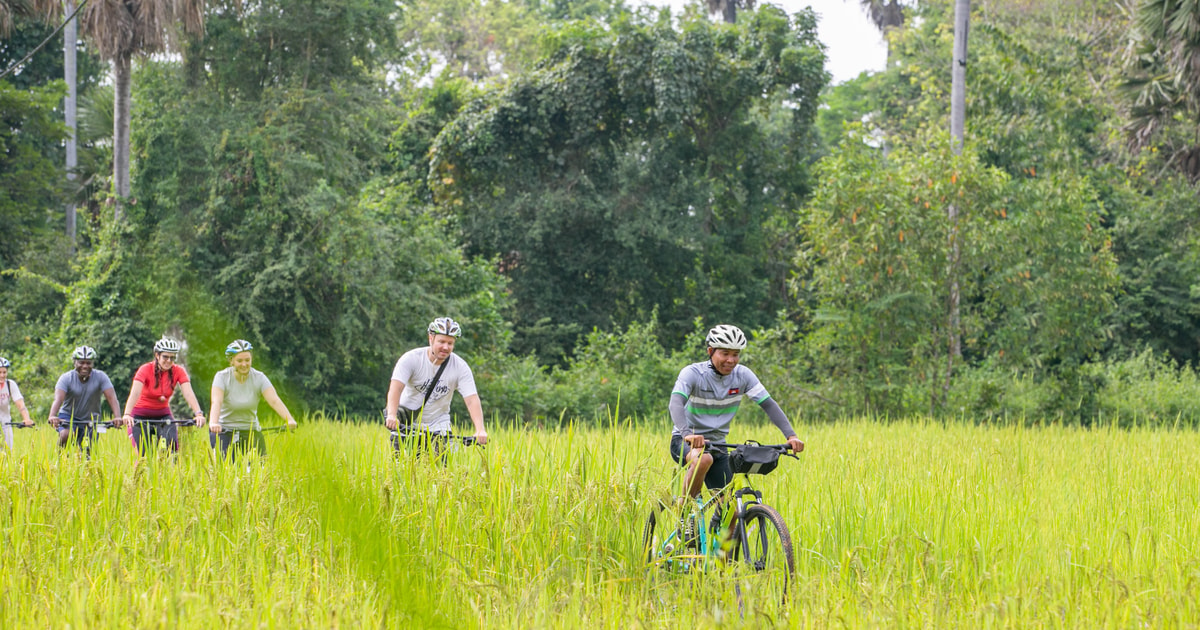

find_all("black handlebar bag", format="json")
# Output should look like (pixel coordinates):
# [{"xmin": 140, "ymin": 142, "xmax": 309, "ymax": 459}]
[{"xmin": 729, "ymin": 444, "xmax": 781, "ymax": 475}]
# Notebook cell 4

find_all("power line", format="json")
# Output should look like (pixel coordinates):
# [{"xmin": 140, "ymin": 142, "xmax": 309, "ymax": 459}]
[{"xmin": 0, "ymin": 0, "xmax": 90, "ymax": 81}]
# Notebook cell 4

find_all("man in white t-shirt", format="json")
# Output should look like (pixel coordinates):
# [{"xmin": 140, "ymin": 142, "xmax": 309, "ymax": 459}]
[
  {"xmin": 0, "ymin": 357, "xmax": 35, "ymax": 450},
  {"xmin": 384, "ymin": 317, "xmax": 488, "ymax": 451}
]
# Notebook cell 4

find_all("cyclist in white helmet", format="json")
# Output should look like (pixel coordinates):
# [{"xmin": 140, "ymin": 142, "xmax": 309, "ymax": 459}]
[
  {"xmin": 47, "ymin": 346, "xmax": 124, "ymax": 450},
  {"xmin": 669, "ymin": 325, "xmax": 804, "ymax": 498},
  {"xmin": 384, "ymin": 317, "xmax": 489, "ymax": 453},
  {"xmin": 122, "ymin": 337, "xmax": 206, "ymax": 454},
  {"xmin": 0, "ymin": 356, "xmax": 34, "ymax": 451}
]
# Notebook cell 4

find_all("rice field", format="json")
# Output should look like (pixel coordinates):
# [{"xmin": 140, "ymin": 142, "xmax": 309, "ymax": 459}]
[{"xmin": 1, "ymin": 417, "xmax": 1198, "ymax": 628}]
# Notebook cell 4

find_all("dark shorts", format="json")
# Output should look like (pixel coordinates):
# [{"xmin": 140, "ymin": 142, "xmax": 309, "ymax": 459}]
[
  {"xmin": 132, "ymin": 415, "xmax": 178, "ymax": 453},
  {"xmin": 211, "ymin": 429, "xmax": 266, "ymax": 463},
  {"xmin": 670, "ymin": 434, "xmax": 733, "ymax": 490},
  {"xmin": 57, "ymin": 414, "xmax": 97, "ymax": 448}
]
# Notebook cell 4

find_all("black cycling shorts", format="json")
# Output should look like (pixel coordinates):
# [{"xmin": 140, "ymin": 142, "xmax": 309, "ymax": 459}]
[{"xmin": 670, "ymin": 434, "xmax": 732, "ymax": 490}]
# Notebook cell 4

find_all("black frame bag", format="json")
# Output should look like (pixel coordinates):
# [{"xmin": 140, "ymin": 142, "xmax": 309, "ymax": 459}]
[{"xmin": 729, "ymin": 443, "xmax": 781, "ymax": 475}]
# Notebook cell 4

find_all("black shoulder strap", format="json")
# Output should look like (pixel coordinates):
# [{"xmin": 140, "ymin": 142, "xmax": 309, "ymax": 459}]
[{"xmin": 422, "ymin": 355, "xmax": 451, "ymax": 409}]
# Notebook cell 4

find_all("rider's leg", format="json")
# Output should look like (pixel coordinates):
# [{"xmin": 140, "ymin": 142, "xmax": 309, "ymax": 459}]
[{"xmin": 684, "ymin": 450, "xmax": 714, "ymax": 499}]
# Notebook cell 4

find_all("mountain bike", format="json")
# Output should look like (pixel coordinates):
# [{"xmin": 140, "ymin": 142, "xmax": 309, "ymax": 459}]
[
  {"xmin": 210, "ymin": 424, "xmax": 296, "ymax": 469},
  {"xmin": 387, "ymin": 423, "xmax": 480, "ymax": 460},
  {"xmin": 130, "ymin": 416, "xmax": 198, "ymax": 455},
  {"xmin": 642, "ymin": 440, "xmax": 800, "ymax": 607},
  {"xmin": 51, "ymin": 414, "xmax": 119, "ymax": 459}
]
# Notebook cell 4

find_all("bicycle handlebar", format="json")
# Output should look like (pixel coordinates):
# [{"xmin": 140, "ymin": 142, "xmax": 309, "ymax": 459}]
[
  {"xmin": 705, "ymin": 440, "xmax": 801, "ymax": 458},
  {"xmin": 388, "ymin": 426, "xmax": 480, "ymax": 447},
  {"xmin": 49, "ymin": 419, "xmax": 119, "ymax": 429},
  {"xmin": 3, "ymin": 421, "xmax": 41, "ymax": 429},
  {"xmin": 132, "ymin": 417, "xmax": 198, "ymax": 427},
  {"xmin": 216, "ymin": 425, "xmax": 293, "ymax": 435}
]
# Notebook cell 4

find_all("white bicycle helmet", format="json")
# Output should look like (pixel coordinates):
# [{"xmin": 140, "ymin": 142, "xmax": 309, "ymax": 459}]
[
  {"xmin": 706, "ymin": 325, "xmax": 747, "ymax": 350},
  {"xmin": 0, "ymin": 357, "xmax": 9, "ymax": 368},
  {"xmin": 154, "ymin": 337, "xmax": 182, "ymax": 353},
  {"xmin": 72, "ymin": 346, "xmax": 98, "ymax": 360},
  {"xmin": 225, "ymin": 339, "xmax": 254, "ymax": 355},
  {"xmin": 427, "ymin": 317, "xmax": 462, "ymax": 338}
]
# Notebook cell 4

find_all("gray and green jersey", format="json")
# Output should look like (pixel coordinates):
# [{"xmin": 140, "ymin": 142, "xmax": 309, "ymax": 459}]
[
  {"xmin": 213, "ymin": 367, "xmax": 273, "ymax": 430},
  {"xmin": 670, "ymin": 361, "xmax": 771, "ymax": 440}
]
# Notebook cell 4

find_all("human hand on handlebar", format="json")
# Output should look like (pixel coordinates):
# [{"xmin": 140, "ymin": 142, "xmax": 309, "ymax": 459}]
[
  {"xmin": 683, "ymin": 434, "xmax": 706, "ymax": 450},
  {"xmin": 786, "ymin": 436, "xmax": 804, "ymax": 453}
]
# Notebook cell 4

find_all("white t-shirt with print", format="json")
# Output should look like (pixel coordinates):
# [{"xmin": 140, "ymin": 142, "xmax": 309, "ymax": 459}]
[
  {"xmin": 0, "ymin": 379, "xmax": 25, "ymax": 449},
  {"xmin": 390, "ymin": 348, "xmax": 477, "ymax": 433}
]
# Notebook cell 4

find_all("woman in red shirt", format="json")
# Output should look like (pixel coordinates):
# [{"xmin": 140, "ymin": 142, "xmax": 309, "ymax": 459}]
[{"xmin": 122, "ymin": 337, "xmax": 205, "ymax": 454}]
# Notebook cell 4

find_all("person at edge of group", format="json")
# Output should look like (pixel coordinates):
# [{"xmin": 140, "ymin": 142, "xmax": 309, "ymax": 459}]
[
  {"xmin": 122, "ymin": 337, "xmax": 205, "ymax": 455},
  {"xmin": 208, "ymin": 339, "xmax": 296, "ymax": 463},
  {"xmin": 669, "ymin": 324, "xmax": 804, "ymax": 502},
  {"xmin": 47, "ymin": 346, "xmax": 124, "ymax": 452},
  {"xmin": 0, "ymin": 357, "xmax": 34, "ymax": 452},
  {"xmin": 384, "ymin": 317, "xmax": 488, "ymax": 455}
]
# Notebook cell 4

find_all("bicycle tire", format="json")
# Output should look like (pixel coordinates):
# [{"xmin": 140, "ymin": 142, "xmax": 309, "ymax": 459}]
[
  {"xmin": 729, "ymin": 503, "xmax": 795, "ymax": 605},
  {"xmin": 641, "ymin": 499, "xmax": 688, "ymax": 567}
]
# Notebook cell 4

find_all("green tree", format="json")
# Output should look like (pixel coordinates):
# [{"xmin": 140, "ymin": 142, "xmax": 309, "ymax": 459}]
[
  {"xmin": 429, "ymin": 7, "xmax": 828, "ymax": 362},
  {"xmin": 801, "ymin": 131, "xmax": 1117, "ymax": 415},
  {"xmin": 88, "ymin": 0, "xmax": 510, "ymax": 412},
  {"xmin": 0, "ymin": 80, "xmax": 66, "ymax": 270}
]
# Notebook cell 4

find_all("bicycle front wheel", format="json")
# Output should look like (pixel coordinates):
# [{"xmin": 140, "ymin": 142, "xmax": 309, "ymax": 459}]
[{"xmin": 730, "ymin": 503, "xmax": 795, "ymax": 605}]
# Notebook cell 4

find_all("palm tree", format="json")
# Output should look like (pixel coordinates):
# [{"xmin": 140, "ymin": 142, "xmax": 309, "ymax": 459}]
[
  {"xmin": 858, "ymin": 0, "xmax": 905, "ymax": 33},
  {"xmin": 0, "ymin": 0, "xmax": 59, "ymax": 36},
  {"xmin": 1124, "ymin": 0, "xmax": 1200, "ymax": 179},
  {"xmin": 79, "ymin": 0, "xmax": 204, "ymax": 219},
  {"xmin": 705, "ymin": 0, "xmax": 753, "ymax": 25}
]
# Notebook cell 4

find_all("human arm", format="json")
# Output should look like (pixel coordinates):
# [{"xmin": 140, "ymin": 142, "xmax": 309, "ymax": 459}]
[
  {"xmin": 103, "ymin": 387, "xmax": 123, "ymax": 426},
  {"xmin": 463, "ymin": 393, "xmax": 486, "ymax": 445},
  {"xmin": 13, "ymin": 398, "xmax": 32, "ymax": 426},
  {"xmin": 384, "ymin": 379, "xmax": 406, "ymax": 430},
  {"xmin": 262, "ymin": 386, "xmax": 296, "ymax": 429},
  {"xmin": 122, "ymin": 380, "xmax": 143, "ymax": 425},
  {"xmin": 47, "ymin": 389, "xmax": 66, "ymax": 426},
  {"xmin": 669, "ymin": 394, "xmax": 706, "ymax": 449},
  {"xmin": 208, "ymin": 383, "xmax": 224, "ymax": 433},
  {"xmin": 178, "ymin": 382, "xmax": 205, "ymax": 427},
  {"xmin": 759, "ymin": 398, "xmax": 803, "ymax": 452}
]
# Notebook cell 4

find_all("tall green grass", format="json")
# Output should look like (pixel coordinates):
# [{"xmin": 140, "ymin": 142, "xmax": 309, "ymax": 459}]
[{"xmin": 1, "ymin": 417, "xmax": 1198, "ymax": 627}]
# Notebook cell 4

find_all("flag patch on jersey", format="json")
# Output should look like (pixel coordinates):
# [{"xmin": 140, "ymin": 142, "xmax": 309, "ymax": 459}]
[{"xmin": 727, "ymin": 387, "xmax": 741, "ymax": 395}]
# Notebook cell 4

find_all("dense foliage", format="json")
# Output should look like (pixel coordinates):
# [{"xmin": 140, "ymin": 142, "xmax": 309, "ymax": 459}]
[{"xmin": 2, "ymin": 0, "xmax": 1200, "ymax": 424}]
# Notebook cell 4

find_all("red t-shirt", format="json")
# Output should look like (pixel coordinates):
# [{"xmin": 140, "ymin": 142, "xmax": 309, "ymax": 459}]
[{"xmin": 131, "ymin": 362, "xmax": 190, "ymax": 414}]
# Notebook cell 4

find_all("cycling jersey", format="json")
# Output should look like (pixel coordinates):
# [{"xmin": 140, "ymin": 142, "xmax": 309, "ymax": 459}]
[
  {"xmin": 131, "ymin": 362, "xmax": 190, "ymax": 415},
  {"xmin": 670, "ymin": 361, "xmax": 771, "ymax": 440},
  {"xmin": 0, "ymin": 379, "xmax": 24, "ymax": 449},
  {"xmin": 213, "ymin": 367, "xmax": 273, "ymax": 431},
  {"xmin": 55, "ymin": 369, "xmax": 115, "ymax": 421}
]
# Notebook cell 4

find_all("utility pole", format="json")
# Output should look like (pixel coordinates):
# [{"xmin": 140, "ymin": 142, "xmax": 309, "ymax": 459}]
[
  {"xmin": 943, "ymin": 0, "xmax": 969, "ymax": 408},
  {"xmin": 64, "ymin": 0, "xmax": 78, "ymax": 253},
  {"xmin": 950, "ymin": 0, "xmax": 969, "ymax": 154}
]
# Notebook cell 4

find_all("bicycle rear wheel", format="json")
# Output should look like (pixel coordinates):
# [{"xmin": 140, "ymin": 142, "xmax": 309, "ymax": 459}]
[
  {"xmin": 642, "ymin": 498, "xmax": 689, "ymax": 569},
  {"xmin": 730, "ymin": 503, "xmax": 795, "ymax": 606}
]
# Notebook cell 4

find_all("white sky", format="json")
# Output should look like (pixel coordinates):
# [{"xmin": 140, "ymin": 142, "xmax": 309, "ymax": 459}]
[{"xmin": 632, "ymin": 0, "xmax": 888, "ymax": 84}]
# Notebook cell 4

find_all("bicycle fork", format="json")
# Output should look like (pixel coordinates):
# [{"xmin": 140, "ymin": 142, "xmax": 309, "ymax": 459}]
[{"xmin": 720, "ymin": 487, "xmax": 764, "ymax": 560}]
